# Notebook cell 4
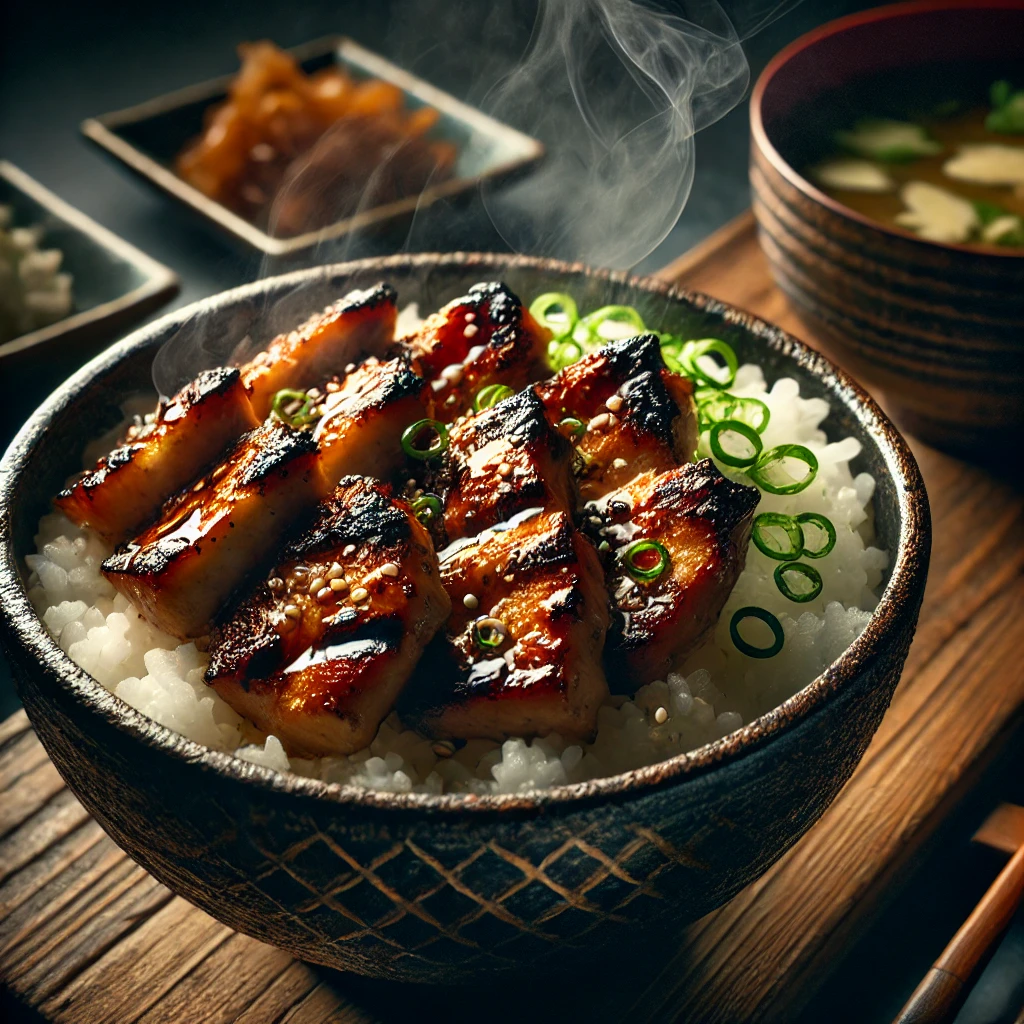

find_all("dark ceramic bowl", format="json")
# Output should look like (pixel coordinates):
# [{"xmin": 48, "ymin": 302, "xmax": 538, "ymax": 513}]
[
  {"xmin": 0, "ymin": 254, "xmax": 930, "ymax": 984},
  {"xmin": 750, "ymin": 0, "xmax": 1024, "ymax": 458}
]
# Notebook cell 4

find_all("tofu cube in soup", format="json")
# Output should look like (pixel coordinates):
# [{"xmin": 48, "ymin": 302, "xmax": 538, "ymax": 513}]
[
  {"xmin": 402, "ymin": 282, "xmax": 552, "ymax": 422},
  {"xmin": 315, "ymin": 355, "xmax": 427, "ymax": 487},
  {"xmin": 102, "ymin": 418, "xmax": 326, "ymax": 639},
  {"xmin": 534, "ymin": 334, "xmax": 698, "ymax": 505},
  {"xmin": 55, "ymin": 368, "xmax": 260, "ymax": 545},
  {"xmin": 206, "ymin": 477, "xmax": 450, "ymax": 757},
  {"xmin": 599, "ymin": 461, "xmax": 759, "ymax": 689},
  {"xmin": 406, "ymin": 511, "xmax": 610, "ymax": 743},
  {"xmin": 242, "ymin": 283, "xmax": 398, "ymax": 418},
  {"xmin": 438, "ymin": 388, "xmax": 576, "ymax": 541}
]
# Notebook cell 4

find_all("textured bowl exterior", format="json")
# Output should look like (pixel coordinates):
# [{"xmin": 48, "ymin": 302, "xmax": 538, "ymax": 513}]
[
  {"xmin": 750, "ymin": 1, "xmax": 1024, "ymax": 457},
  {"xmin": 0, "ymin": 254, "xmax": 930, "ymax": 983}
]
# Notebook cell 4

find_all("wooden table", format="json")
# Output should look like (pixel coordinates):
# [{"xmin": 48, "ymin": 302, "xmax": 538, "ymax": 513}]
[{"xmin": 3, "ymin": 213, "xmax": 1023, "ymax": 1023}]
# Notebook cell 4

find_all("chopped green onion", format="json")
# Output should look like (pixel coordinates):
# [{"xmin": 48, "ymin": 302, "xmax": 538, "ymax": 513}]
[
  {"xmin": 558, "ymin": 416, "xmax": 586, "ymax": 439},
  {"xmin": 679, "ymin": 339, "xmax": 738, "ymax": 388},
  {"xmin": 401, "ymin": 419, "xmax": 449, "ymax": 461},
  {"xmin": 549, "ymin": 338, "xmax": 585, "ymax": 370},
  {"xmin": 579, "ymin": 305, "xmax": 647, "ymax": 341},
  {"xmin": 986, "ymin": 80, "xmax": 1024, "ymax": 135},
  {"xmin": 730, "ymin": 606, "xmax": 784, "ymax": 659},
  {"xmin": 773, "ymin": 561, "xmax": 823, "ymax": 603},
  {"xmin": 747, "ymin": 444, "xmax": 818, "ymax": 495},
  {"xmin": 270, "ymin": 389, "xmax": 319, "ymax": 427},
  {"xmin": 623, "ymin": 539, "xmax": 670, "ymax": 582},
  {"xmin": 699, "ymin": 393, "xmax": 770, "ymax": 434},
  {"xmin": 796, "ymin": 513, "xmax": 836, "ymax": 559},
  {"xmin": 709, "ymin": 419, "xmax": 763, "ymax": 468},
  {"xmin": 473, "ymin": 384, "xmax": 514, "ymax": 411},
  {"xmin": 411, "ymin": 494, "xmax": 442, "ymax": 524},
  {"xmin": 751, "ymin": 512, "xmax": 804, "ymax": 561},
  {"xmin": 474, "ymin": 617, "xmax": 507, "ymax": 649},
  {"xmin": 530, "ymin": 293, "xmax": 578, "ymax": 339}
]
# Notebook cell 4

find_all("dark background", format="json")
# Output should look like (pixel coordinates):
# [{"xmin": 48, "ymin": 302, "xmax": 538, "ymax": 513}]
[{"xmin": 1, "ymin": 1, "xmax": 1022, "ymax": 1020}]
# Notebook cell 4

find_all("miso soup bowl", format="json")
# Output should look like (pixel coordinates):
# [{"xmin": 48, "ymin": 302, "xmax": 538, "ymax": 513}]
[
  {"xmin": 751, "ymin": 0, "xmax": 1024, "ymax": 459},
  {"xmin": 0, "ymin": 253, "xmax": 930, "ymax": 984}
]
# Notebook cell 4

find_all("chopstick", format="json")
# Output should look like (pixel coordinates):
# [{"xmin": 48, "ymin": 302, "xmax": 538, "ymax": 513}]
[{"xmin": 892, "ymin": 803, "xmax": 1024, "ymax": 1024}]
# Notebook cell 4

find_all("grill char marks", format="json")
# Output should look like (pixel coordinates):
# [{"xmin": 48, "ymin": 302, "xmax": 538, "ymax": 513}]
[
  {"xmin": 206, "ymin": 476, "xmax": 450, "ymax": 757},
  {"xmin": 242, "ymin": 283, "xmax": 398, "ymax": 418},
  {"xmin": 599, "ymin": 459, "xmax": 760, "ymax": 689},
  {"xmin": 55, "ymin": 367, "xmax": 260, "ymax": 545},
  {"xmin": 534, "ymin": 334, "xmax": 698, "ymax": 505},
  {"xmin": 102, "ymin": 418, "xmax": 327, "ymax": 639},
  {"xmin": 403, "ymin": 510, "xmax": 610, "ymax": 743},
  {"xmin": 437, "ymin": 389, "xmax": 575, "ymax": 542},
  {"xmin": 315, "ymin": 354, "xmax": 428, "ymax": 488},
  {"xmin": 402, "ymin": 281, "xmax": 552, "ymax": 423}
]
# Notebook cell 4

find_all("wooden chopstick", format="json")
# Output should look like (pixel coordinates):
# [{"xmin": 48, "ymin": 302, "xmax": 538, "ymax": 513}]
[{"xmin": 893, "ymin": 808, "xmax": 1024, "ymax": 1024}]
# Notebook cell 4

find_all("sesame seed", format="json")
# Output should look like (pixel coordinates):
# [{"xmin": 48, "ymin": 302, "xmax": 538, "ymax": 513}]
[
  {"xmin": 654, "ymin": 706, "xmax": 668, "ymax": 725},
  {"xmin": 463, "ymin": 593, "xmax": 479, "ymax": 610},
  {"xmin": 325, "ymin": 381, "xmax": 341, "ymax": 393},
  {"xmin": 463, "ymin": 323, "xmax": 479, "ymax": 338},
  {"xmin": 306, "ymin": 387, "xmax": 322, "ymax": 400},
  {"xmin": 267, "ymin": 577, "xmax": 283, "ymax": 591},
  {"xmin": 345, "ymin": 362, "xmax": 356, "ymax": 374},
  {"xmin": 504, "ymin": 574, "xmax": 514, "ymax": 582},
  {"xmin": 330, "ymin": 577, "xmax": 348, "ymax": 592},
  {"xmin": 293, "ymin": 565, "xmax": 310, "ymax": 577},
  {"xmin": 284, "ymin": 604, "xmax": 301, "ymax": 619},
  {"xmin": 350, "ymin": 587, "xmax": 369, "ymax": 603},
  {"xmin": 588, "ymin": 413, "xmax": 611, "ymax": 432},
  {"xmin": 326, "ymin": 562, "xmax": 343, "ymax": 580},
  {"xmin": 497, "ymin": 463, "xmax": 512, "ymax": 478},
  {"xmin": 612, "ymin": 458, "xmax": 628, "ymax": 469},
  {"xmin": 432, "ymin": 740, "xmax": 455, "ymax": 758},
  {"xmin": 508, "ymin": 434, "xmax": 522, "ymax": 445},
  {"xmin": 309, "ymin": 577, "xmax": 326, "ymax": 595},
  {"xmin": 598, "ymin": 541, "xmax": 611, "ymax": 553},
  {"xmin": 464, "ymin": 312, "xmax": 476, "ymax": 323},
  {"xmin": 343, "ymin": 545, "xmax": 356, "ymax": 557},
  {"xmin": 445, "ymin": 394, "xmax": 458, "ymax": 406},
  {"xmin": 381, "ymin": 562, "xmax": 400, "ymax": 578},
  {"xmin": 317, "ymin": 587, "xmax": 332, "ymax": 602},
  {"xmin": 431, "ymin": 378, "xmax": 448, "ymax": 393},
  {"xmin": 588, "ymin": 515, "xmax": 602, "ymax": 526},
  {"xmin": 606, "ymin": 394, "xmax": 624, "ymax": 412},
  {"xmin": 441, "ymin": 363, "xmax": 463, "ymax": 384}
]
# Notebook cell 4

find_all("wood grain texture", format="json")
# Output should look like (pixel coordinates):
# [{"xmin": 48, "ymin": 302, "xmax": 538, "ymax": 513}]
[{"xmin": 2, "ymin": 213, "xmax": 1022, "ymax": 1022}]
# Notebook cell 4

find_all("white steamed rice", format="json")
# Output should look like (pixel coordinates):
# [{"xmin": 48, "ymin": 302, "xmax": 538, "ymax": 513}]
[{"xmin": 26, "ymin": 352, "xmax": 885, "ymax": 795}]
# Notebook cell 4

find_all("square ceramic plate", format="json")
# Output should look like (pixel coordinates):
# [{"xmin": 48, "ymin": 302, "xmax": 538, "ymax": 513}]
[
  {"xmin": 0, "ymin": 162, "xmax": 179, "ymax": 365},
  {"xmin": 81, "ymin": 36, "xmax": 545, "ymax": 257}
]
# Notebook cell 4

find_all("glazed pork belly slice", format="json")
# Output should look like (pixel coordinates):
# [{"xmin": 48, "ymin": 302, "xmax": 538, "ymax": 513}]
[
  {"xmin": 534, "ymin": 333, "xmax": 698, "ymax": 505},
  {"xmin": 206, "ymin": 477, "xmax": 450, "ymax": 758},
  {"xmin": 435, "ymin": 388, "xmax": 575, "ymax": 541},
  {"xmin": 241, "ymin": 283, "xmax": 398, "ymax": 418},
  {"xmin": 401, "ymin": 281, "xmax": 551, "ymax": 422},
  {"xmin": 597, "ymin": 460, "xmax": 759, "ymax": 690},
  {"xmin": 314, "ymin": 354, "xmax": 428, "ymax": 487},
  {"xmin": 102, "ymin": 418, "xmax": 327, "ymax": 639},
  {"xmin": 404, "ymin": 511, "xmax": 610, "ymax": 743},
  {"xmin": 54, "ymin": 368, "xmax": 260, "ymax": 545}
]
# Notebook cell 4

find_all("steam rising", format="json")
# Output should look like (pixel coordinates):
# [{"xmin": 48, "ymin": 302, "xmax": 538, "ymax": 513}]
[{"xmin": 482, "ymin": 0, "xmax": 798, "ymax": 268}]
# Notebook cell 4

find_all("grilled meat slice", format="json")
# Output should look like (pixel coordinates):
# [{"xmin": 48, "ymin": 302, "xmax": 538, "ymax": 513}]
[
  {"xmin": 534, "ymin": 334, "xmax": 697, "ymax": 505},
  {"xmin": 598, "ymin": 460, "xmax": 759, "ymax": 689},
  {"xmin": 437, "ymin": 388, "xmax": 575, "ymax": 541},
  {"xmin": 206, "ymin": 477, "xmax": 450, "ymax": 757},
  {"xmin": 402, "ymin": 282, "xmax": 551, "ymax": 422},
  {"xmin": 55, "ymin": 368, "xmax": 260, "ymax": 545},
  {"xmin": 314, "ymin": 354, "xmax": 427, "ymax": 488},
  {"xmin": 242, "ymin": 283, "xmax": 398, "ymax": 418},
  {"xmin": 103, "ymin": 418, "xmax": 327, "ymax": 639},
  {"xmin": 404, "ymin": 511, "xmax": 609, "ymax": 742}
]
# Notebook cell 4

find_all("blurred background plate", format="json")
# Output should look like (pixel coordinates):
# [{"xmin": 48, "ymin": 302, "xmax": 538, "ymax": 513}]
[
  {"xmin": 81, "ymin": 35, "xmax": 545, "ymax": 257},
  {"xmin": 0, "ymin": 161, "xmax": 178, "ymax": 365}
]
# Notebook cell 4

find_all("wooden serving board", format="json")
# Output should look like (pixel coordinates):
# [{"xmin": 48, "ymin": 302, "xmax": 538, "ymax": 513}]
[{"xmin": 3, "ymin": 212, "xmax": 1024, "ymax": 1023}]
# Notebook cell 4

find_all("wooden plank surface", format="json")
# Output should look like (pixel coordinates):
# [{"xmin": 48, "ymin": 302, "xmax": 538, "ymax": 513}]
[{"xmin": 2, "ymin": 212, "xmax": 1023, "ymax": 1023}]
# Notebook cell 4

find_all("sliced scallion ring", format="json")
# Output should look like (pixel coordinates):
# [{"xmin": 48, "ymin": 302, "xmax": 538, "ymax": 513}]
[
  {"xmin": 411, "ymin": 494, "xmax": 442, "ymax": 524},
  {"xmin": 709, "ymin": 419, "xmax": 763, "ymax": 468},
  {"xmin": 558, "ymin": 416, "xmax": 586, "ymax": 439},
  {"xmin": 680, "ymin": 339, "xmax": 738, "ymax": 388},
  {"xmin": 530, "ymin": 293, "xmax": 578, "ymax": 339},
  {"xmin": 474, "ymin": 617, "xmax": 507, "ymax": 649},
  {"xmin": 773, "ymin": 561, "xmax": 823, "ymax": 603},
  {"xmin": 623, "ymin": 539, "xmax": 670, "ymax": 582},
  {"xmin": 747, "ymin": 444, "xmax": 818, "ymax": 495},
  {"xmin": 796, "ymin": 512, "xmax": 837, "ymax": 559},
  {"xmin": 473, "ymin": 384, "xmax": 514, "ymax": 411},
  {"xmin": 730, "ymin": 606, "xmax": 785, "ymax": 659},
  {"xmin": 751, "ymin": 512, "xmax": 804, "ymax": 561},
  {"xmin": 579, "ymin": 305, "xmax": 647, "ymax": 341},
  {"xmin": 270, "ymin": 388, "xmax": 319, "ymax": 427},
  {"xmin": 401, "ymin": 419, "xmax": 449, "ymax": 461},
  {"xmin": 549, "ymin": 338, "xmax": 584, "ymax": 370}
]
